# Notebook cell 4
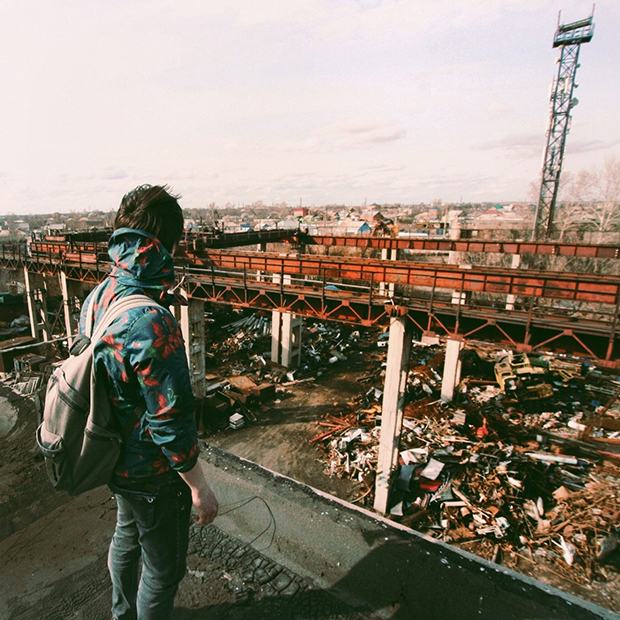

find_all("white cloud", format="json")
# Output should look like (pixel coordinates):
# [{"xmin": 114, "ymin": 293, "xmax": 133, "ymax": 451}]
[
  {"xmin": 101, "ymin": 169, "xmax": 130, "ymax": 181},
  {"xmin": 567, "ymin": 139, "xmax": 620, "ymax": 154},
  {"xmin": 480, "ymin": 133, "xmax": 542, "ymax": 154},
  {"xmin": 278, "ymin": 118, "xmax": 406, "ymax": 152},
  {"xmin": 0, "ymin": 0, "xmax": 615, "ymax": 212},
  {"xmin": 487, "ymin": 102, "xmax": 514, "ymax": 118}
]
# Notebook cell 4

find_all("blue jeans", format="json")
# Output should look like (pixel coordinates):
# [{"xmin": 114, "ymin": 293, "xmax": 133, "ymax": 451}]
[{"xmin": 108, "ymin": 473, "xmax": 192, "ymax": 620}]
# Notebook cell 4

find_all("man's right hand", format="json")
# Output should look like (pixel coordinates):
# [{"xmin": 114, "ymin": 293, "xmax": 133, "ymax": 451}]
[
  {"xmin": 191, "ymin": 484, "xmax": 219, "ymax": 525},
  {"xmin": 178, "ymin": 462, "xmax": 219, "ymax": 525}
]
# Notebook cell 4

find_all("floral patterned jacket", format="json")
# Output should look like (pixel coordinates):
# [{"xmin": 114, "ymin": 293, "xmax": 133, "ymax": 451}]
[{"xmin": 79, "ymin": 228, "xmax": 198, "ymax": 479}]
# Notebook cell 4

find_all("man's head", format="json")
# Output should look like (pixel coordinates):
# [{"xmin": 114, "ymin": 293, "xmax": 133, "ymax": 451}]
[{"xmin": 114, "ymin": 184, "xmax": 183, "ymax": 253}]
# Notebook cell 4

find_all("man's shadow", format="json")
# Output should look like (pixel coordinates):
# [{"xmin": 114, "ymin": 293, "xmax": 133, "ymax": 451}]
[{"xmin": 175, "ymin": 537, "xmax": 592, "ymax": 620}]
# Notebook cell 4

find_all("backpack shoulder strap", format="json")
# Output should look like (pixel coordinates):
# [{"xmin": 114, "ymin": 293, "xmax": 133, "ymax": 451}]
[
  {"xmin": 90, "ymin": 295, "xmax": 165, "ymax": 345},
  {"xmin": 122, "ymin": 402, "xmax": 147, "ymax": 441},
  {"xmin": 85, "ymin": 284, "xmax": 104, "ymax": 338}
]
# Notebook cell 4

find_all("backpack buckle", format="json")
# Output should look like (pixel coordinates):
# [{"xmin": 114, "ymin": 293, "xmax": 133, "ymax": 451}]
[{"xmin": 70, "ymin": 335, "xmax": 91, "ymax": 356}]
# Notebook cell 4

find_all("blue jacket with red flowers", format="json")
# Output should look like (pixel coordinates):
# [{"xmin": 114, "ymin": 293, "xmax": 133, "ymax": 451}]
[{"xmin": 79, "ymin": 228, "xmax": 198, "ymax": 480}]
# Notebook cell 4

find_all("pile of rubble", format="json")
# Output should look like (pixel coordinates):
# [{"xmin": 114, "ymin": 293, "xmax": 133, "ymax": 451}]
[
  {"xmin": 204, "ymin": 311, "xmax": 620, "ymax": 586},
  {"xmin": 202, "ymin": 313, "xmax": 382, "ymax": 431},
  {"xmin": 0, "ymin": 351, "xmax": 55, "ymax": 397},
  {"xmin": 310, "ymin": 344, "xmax": 620, "ymax": 585}
]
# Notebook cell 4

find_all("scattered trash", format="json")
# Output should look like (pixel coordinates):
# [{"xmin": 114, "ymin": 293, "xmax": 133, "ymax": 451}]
[
  {"xmin": 3, "ymin": 300, "xmax": 616, "ymax": 591},
  {"xmin": 308, "ymin": 340, "xmax": 620, "ymax": 587},
  {"xmin": 494, "ymin": 351, "xmax": 553, "ymax": 401},
  {"xmin": 229, "ymin": 413, "xmax": 245, "ymax": 429}
]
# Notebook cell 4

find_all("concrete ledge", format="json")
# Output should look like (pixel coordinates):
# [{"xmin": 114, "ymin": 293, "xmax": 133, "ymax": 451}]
[{"xmin": 199, "ymin": 444, "xmax": 618, "ymax": 620}]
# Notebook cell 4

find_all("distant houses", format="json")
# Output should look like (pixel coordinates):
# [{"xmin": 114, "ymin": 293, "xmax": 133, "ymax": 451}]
[{"xmin": 0, "ymin": 201, "xmax": 533, "ymax": 241}]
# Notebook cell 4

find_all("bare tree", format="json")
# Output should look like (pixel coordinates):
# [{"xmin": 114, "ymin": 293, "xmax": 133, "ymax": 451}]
[
  {"xmin": 587, "ymin": 156, "xmax": 620, "ymax": 234},
  {"xmin": 555, "ymin": 169, "xmax": 596, "ymax": 240},
  {"xmin": 550, "ymin": 156, "xmax": 620, "ymax": 241}
]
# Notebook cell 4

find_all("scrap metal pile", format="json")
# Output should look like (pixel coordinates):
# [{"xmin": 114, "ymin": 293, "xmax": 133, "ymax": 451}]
[
  {"xmin": 206, "ymin": 311, "xmax": 370, "ymax": 379},
  {"xmin": 311, "ymin": 343, "xmax": 620, "ymax": 585},
  {"xmin": 207, "ymin": 311, "xmax": 620, "ymax": 584},
  {"xmin": 203, "ymin": 312, "xmax": 377, "ymax": 430}
]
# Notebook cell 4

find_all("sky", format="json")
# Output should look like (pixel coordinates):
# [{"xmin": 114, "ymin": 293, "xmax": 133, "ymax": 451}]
[{"xmin": 0, "ymin": 0, "xmax": 619, "ymax": 214}]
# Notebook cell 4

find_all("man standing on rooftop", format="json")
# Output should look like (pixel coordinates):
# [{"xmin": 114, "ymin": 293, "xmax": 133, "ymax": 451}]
[{"xmin": 80, "ymin": 184, "xmax": 218, "ymax": 620}]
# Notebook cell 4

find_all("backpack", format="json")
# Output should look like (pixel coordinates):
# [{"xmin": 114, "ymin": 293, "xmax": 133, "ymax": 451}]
[{"xmin": 36, "ymin": 294, "xmax": 163, "ymax": 495}]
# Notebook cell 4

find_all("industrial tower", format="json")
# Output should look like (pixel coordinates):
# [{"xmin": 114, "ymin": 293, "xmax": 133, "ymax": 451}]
[{"xmin": 532, "ymin": 12, "xmax": 595, "ymax": 241}]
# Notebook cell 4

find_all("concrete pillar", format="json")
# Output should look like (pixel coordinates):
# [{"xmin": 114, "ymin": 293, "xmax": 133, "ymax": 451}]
[
  {"xmin": 446, "ymin": 214, "xmax": 471, "ymax": 306},
  {"xmin": 255, "ymin": 241, "xmax": 268, "ymax": 282},
  {"xmin": 374, "ymin": 316, "xmax": 414, "ymax": 514},
  {"xmin": 179, "ymin": 297, "xmax": 206, "ymax": 399},
  {"xmin": 447, "ymin": 210, "xmax": 462, "ymax": 241},
  {"xmin": 281, "ymin": 312, "xmax": 302, "ymax": 368},
  {"xmin": 23, "ymin": 267, "xmax": 50, "ymax": 341},
  {"xmin": 271, "ymin": 309, "xmax": 302, "ymax": 369},
  {"xmin": 59, "ymin": 272, "xmax": 80, "ymax": 346},
  {"xmin": 440, "ymin": 338, "xmax": 463, "ymax": 402},
  {"xmin": 379, "ymin": 247, "xmax": 398, "ymax": 298},
  {"xmin": 270, "ymin": 273, "xmax": 303, "ymax": 369},
  {"xmin": 505, "ymin": 254, "xmax": 521, "ymax": 311},
  {"xmin": 271, "ymin": 310, "xmax": 282, "ymax": 363},
  {"xmin": 24, "ymin": 267, "xmax": 39, "ymax": 340}
]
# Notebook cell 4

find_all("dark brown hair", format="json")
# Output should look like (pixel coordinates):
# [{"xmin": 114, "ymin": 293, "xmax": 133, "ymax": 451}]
[{"xmin": 114, "ymin": 184, "xmax": 183, "ymax": 253}]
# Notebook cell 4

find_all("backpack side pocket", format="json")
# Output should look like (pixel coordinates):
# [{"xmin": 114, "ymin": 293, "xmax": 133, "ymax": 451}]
[{"xmin": 36, "ymin": 423, "xmax": 70, "ymax": 490}]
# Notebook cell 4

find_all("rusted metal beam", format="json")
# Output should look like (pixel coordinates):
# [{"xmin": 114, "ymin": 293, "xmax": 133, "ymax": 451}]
[
  {"xmin": 200, "ymin": 249, "xmax": 620, "ymax": 305},
  {"xmin": 182, "ymin": 228, "xmax": 296, "ymax": 250},
  {"xmin": 2, "ymin": 243, "xmax": 620, "ymax": 365},
  {"xmin": 296, "ymin": 234, "xmax": 620, "ymax": 259}
]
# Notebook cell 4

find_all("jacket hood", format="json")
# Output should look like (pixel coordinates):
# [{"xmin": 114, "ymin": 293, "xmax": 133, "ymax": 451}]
[{"xmin": 108, "ymin": 228, "xmax": 176, "ymax": 299}]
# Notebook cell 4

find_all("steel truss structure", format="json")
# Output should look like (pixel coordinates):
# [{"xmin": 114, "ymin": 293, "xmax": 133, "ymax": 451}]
[
  {"xmin": 294, "ymin": 234, "xmax": 620, "ymax": 259},
  {"xmin": 2, "ymin": 241, "xmax": 619, "ymax": 366},
  {"xmin": 532, "ymin": 13, "xmax": 595, "ymax": 241},
  {"xmin": 183, "ymin": 272, "xmax": 617, "ymax": 365}
]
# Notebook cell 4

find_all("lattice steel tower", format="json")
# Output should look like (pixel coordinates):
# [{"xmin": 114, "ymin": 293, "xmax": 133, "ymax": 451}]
[{"xmin": 532, "ymin": 11, "xmax": 595, "ymax": 241}]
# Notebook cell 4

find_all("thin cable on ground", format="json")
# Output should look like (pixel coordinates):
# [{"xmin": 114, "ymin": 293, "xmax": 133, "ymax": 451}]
[{"xmin": 216, "ymin": 495, "xmax": 277, "ymax": 551}]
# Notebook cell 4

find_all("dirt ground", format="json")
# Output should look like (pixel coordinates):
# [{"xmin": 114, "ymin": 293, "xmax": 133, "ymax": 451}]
[
  {"xmin": 0, "ymin": 378, "xmax": 368, "ymax": 620},
  {"xmin": 206, "ymin": 366, "xmax": 367, "ymax": 503}
]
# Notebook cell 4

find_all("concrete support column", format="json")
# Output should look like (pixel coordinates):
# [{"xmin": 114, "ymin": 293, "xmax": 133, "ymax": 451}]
[
  {"xmin": 256, "ymin": 242, "xmax": 267, "ymax": 281},
  {"xmin": 24, "ymin": 267, "xmax": 38, "ymax": 340},
  {"xmin": 378, "ymin": 247, "xmax": 398, "ymax": 297},
  {"xmin": 59, "ymin": 272, "xmax": 81, "ymax": 346},
  {"xmin": 179, "ymin": 297, "xmax": 206, "ymax": 399},
  {"xmin": 271, "ymin": 310, "xmax": 282, "ymax": 363},
  {"xmin": 374, "ymin": 316, "xmax": 414, "ymax": 514},
  {"xmin": 271, "ymin": 309, "xmax": 302, "ymax": 369},
  {"xmin": 271, "ymin": 273, "xmax": 302, "ymax": 369},
  {"xmin": 447, "ymin": 208, "xmax": 463, "ymax": 271},
  {"xmin": 505, "ymin": 254, "xmax": 521, "ymax": 311},
  {"xmin": 441, "ymin": 338, "xmax": 464, "ymax": 402},
  {"xmin": 23, "ymin": 267, "xmax": 50, "ymax": 342},
  {"xmin": 281, "ymin": 312, "xmax": 302, "ymax": 368},
  {"xmin": 447, "ymin": 209, "xmax": 462, "ymax": 241},
  {"xmin": 446, "ymin": 214, "xmax": 470, "ymax": 306}
]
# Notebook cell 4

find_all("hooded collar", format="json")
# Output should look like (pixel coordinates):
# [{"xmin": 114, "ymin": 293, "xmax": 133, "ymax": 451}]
[{"xmin": 108, "ymin": 228, "xmax": 176, "ymax": 299}]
